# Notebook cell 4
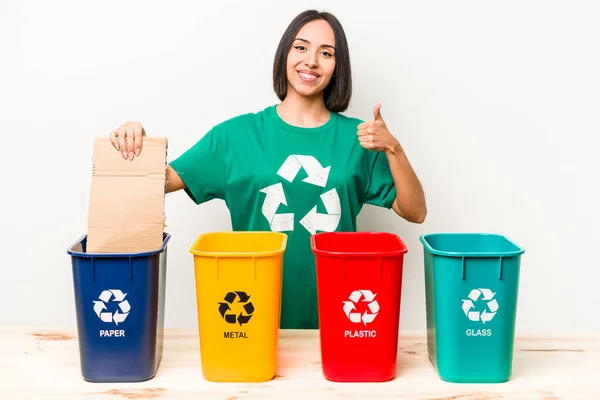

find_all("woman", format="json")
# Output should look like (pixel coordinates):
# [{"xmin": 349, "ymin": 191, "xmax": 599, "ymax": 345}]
[{"xmin": 109, "ymin": 10, "xmax": 427, "ymax": 329}]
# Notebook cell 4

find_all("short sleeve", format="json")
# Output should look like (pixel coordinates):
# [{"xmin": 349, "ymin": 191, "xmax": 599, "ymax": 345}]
[
  {"xmin": 364, "ymin": 151, "xmax": 396, "ymax": 209},
  {"xmin": 169, "ymin": 128, "xmax": 226, "ymax": 204}
]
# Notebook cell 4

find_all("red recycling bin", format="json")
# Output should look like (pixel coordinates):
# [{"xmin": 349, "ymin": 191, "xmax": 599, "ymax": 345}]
[{"xmin": 310, "ymin": 232, "xmax": 408, "ymax": 382}]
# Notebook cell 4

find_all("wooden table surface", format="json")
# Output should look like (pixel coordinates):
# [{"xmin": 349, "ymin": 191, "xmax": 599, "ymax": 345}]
[{"xmin": 1, "ymin": 327, "xmax": 598, "ymax": 399}]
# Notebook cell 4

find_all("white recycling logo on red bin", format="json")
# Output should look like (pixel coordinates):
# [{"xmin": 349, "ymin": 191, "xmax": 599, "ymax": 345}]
[
  {"xmin": 462, "ymin": 288, "xmax": 498, "ymax": 324},
  {"xmin": 343, "ymin": 290, "xmax": 379, "ymax": 326},
  {"xmin": 93, "ymin": 289, "xmax": 131, "ymax": 326}
]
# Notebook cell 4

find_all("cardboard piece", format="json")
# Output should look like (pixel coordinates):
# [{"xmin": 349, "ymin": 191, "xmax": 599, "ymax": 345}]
[{"xmin": 86, "ymin": 137, "xmax": 168, "ymax": 253}]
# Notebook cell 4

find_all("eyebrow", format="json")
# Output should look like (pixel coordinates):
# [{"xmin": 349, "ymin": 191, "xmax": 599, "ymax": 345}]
[{"xmin": 294, "ymin": 37, "xmax": 335, "ymax": 50}]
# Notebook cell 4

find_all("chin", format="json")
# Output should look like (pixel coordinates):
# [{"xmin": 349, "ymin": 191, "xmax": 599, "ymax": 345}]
[
  {"xmin": 289, "ymin": 81, "xmax": 329, "ymax": 98},
  {"xmin": 295, "ymin": 87, "xmax": 323, "ymax": 98}
]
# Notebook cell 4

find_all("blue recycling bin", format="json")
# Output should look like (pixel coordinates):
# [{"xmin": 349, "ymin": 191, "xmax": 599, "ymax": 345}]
[{"xmin": 67, "ymin": 233, "xmax": 170, "ymax": 382}]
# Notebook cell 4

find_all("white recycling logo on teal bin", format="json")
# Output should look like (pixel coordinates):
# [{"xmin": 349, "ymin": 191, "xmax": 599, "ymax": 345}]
[
  {"xmin": 93, "ymin": 289, "xmax": 131, "ymax": 326},
  {"xmin": 343, "ymin": 290, "xmax": 379, "ymax": 326},
  {"xmin": 462, "ymin": 288, "xmax": 498, "ymax": 324}
]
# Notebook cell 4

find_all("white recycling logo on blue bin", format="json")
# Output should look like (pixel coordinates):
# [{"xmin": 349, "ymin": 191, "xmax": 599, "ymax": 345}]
[
  {"xmin": 462, "ymin": 288, "xmax": 498, "ymax": 324},
  {"xmin": 93, "ymin": 289, "xmax": 130, "ymax": 326}
]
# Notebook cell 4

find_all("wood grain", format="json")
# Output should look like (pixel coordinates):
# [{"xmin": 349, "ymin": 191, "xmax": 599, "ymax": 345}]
[{"xmin": 1, "ymin": 327, "xmax": 598, "ymax": 399}]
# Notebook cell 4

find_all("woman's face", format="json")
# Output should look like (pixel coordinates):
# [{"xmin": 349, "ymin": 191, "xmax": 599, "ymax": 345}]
[{"xmin": 286, "ymin": 20, "xmax": 336, "ymax": 99}]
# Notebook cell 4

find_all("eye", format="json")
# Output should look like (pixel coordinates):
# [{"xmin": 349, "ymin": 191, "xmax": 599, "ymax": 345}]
[
  {"xmin": 294, "ymin": 45, "xmax": 307, "ymax": 51},
  {"xmin": 321, "ymin": 50, "xmax": 334, "ymax": 58}
]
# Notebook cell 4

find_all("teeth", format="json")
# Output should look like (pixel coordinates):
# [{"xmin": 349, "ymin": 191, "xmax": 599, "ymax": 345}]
[{"xmin": 300, "ymin": 72, "xmax": 317, "ymax": 79}]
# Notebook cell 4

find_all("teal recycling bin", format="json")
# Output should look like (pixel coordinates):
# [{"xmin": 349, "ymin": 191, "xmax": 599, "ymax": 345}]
[{"xmin": 420, "ymin": 233, "xmax": 525, "ymax": 383}]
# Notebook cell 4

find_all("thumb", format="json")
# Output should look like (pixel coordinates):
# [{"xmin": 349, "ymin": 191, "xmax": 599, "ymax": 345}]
[{"xmin": 373, "ymin": 102, "xmax": 383, "ymax": 121}]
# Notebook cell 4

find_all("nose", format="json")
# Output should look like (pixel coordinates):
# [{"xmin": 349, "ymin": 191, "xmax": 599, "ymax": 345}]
[{"xmin": 305, "ymin": 51, "xmax": 319, "ymax": 68}]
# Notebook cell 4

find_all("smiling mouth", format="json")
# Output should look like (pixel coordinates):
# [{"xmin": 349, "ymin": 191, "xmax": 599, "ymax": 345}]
[{"xmin": 298, "ymin": 71, "xmax": 319, "ymax": 82}]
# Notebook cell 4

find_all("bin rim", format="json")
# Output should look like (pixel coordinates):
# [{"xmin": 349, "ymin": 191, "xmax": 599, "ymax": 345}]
[
  {"xmin": 67, "ymin": 232, "xmax": 171, "ymax": 258},
  {"xmin": 189, "ymin": 231, "xmax": 288, "ymax": 258},
  {"xmin": 419, "ymin": 232, "xmax": 525, "ymax": 258},
  {"xmin": 310, "ymin": 231, "xmax": 408, "ymax": 257}
]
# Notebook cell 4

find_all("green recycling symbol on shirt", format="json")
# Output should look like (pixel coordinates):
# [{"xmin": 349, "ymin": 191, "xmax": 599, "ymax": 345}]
[{"xmin": 259, "ymin": 155, "xmax": 341, "ymax": 234}]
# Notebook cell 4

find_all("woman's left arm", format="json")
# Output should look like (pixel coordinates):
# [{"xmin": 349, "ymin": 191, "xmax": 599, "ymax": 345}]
[{"xmin": 357, "ymin": 103, "xmax": 427, "ymax": 223}]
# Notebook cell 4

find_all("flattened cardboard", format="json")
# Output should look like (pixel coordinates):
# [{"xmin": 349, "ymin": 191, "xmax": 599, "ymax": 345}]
[{"xmin": 86, "ymin": 137, "xmax": 168, "ymax": 253}]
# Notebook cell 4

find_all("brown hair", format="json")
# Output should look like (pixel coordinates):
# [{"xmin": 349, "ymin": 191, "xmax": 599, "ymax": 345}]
[{"xmin": 273, "ymin": 10, "xmax": 352, "ymax": 113}]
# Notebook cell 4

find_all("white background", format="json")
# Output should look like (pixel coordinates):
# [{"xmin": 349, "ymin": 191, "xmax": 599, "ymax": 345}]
[{"xmin": 1, "ymin": 0, "xmax": 598, "ymax": 334}]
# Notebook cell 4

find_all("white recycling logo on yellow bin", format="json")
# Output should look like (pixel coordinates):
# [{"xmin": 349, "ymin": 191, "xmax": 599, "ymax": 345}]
[
  {"xmin": 343, "ymin": 290, "xmax": 379, "ymax": 326},
  {"xmin": 462, "ymin": 288, "xmax": 498, "ymax": 324},
  {"xmin": 93, "ymin": 289, "xmax": 130, "ymax": 326}
]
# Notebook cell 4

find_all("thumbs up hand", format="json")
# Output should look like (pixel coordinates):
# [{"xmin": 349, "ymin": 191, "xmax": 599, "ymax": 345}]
[{"xmin": 357, "ymin": 103, "xmax": 401, "ymax": 155}]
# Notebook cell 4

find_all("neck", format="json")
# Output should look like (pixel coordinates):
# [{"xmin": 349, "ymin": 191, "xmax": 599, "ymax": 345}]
[{"xmin": 276, "ymin": 89, "xmax": 330, "ymax": 128}]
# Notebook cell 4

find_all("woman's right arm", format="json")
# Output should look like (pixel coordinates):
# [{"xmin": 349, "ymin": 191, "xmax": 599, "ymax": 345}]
[{"xmin": 109, "ymin": 121, "xmax": 185, "ymax": 193}]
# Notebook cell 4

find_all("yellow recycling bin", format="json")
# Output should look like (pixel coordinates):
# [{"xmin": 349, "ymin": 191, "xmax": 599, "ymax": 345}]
[{"xmin": 190, "ymin": 231, "xmax": 287, "ymax": 382}]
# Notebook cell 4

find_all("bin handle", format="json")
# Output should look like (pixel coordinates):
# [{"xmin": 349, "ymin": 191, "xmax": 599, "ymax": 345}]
[
  {"xmin": 461, "ymin": 256, "xmax": 505, "ymax": 280},
  {"xmin": 214, "ymin": 257, "xmax": 257, "ymax": 281},
  {"xmin": 129, "ymin": 257, "xmax": 133, "ymax": 281},
  {"xmin": 340, "ymin": 256, "xmax": 384, "ymax": 281}
]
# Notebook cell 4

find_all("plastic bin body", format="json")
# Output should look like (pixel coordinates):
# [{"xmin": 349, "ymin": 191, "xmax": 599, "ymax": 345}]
[
  {"xmin": 311, "ymin": 232, "xmax": 408, "ymax": 382},
  {"xmin": 420, "ymin": 233, "xmax": 525, "ymax": 383},
  {"xmin": 66, "ymin": 233, "xmax": 170, "ymax": 382},
  {"xmin": 190, "ymin": 231, "xmax": 287, "ymax": 382}
]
